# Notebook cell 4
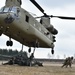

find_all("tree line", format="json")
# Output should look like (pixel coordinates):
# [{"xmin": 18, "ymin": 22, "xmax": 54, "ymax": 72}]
[{"xmin": 0, "ymin": 48, "xmax": 27, "ymax": 56}]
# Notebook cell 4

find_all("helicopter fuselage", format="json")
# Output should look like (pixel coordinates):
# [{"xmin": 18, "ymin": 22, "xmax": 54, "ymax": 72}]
[{"xmin": 0, "ymin": 6, "xmax": 54, "ymax": 48}]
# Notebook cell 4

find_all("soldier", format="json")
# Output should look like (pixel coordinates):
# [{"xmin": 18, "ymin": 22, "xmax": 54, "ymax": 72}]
[
  {"xmin": 66, "ymin": 56, "xmax": 73, "ymax": 68},
  {"xmin": 61, "ymin": 57, "xmax": 69, "ymax": 68},
  {"xmin": 61, "ymin": 56, "xmax": 74, "ymax": 68},
  {"xmin": 3, "ymin": 57, "xmax": 14, "ymax": 65},
  {"xmin": 29, "ymin": 53, "xmax": 34, "ymax": 66}
]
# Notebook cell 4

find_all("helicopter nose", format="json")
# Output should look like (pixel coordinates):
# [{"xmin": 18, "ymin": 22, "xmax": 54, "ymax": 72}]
[
  {"xmin": 4, "ymin": 14, "xmax": 14, "ymax": 24},
  {"xmin": 0, "ymin": 13, "xmax": 7, "ymax": 23},
  {"xmin": 0, "ymin": 13, "xmax": 14, "ymax": 24},
  {"xmin": 0, "ymin": 13, "xmax": 7, "ymax": 35}
]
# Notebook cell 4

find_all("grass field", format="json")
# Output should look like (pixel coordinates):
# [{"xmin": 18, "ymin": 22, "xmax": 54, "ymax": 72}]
[{"xmin": 0, "ymin": 62, "xmax": 75, "ymax": 75}]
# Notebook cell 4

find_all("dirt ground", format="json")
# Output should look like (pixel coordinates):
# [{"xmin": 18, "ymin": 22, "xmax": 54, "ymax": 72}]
[{"xmin": 0, "ymin": 61, "xmax": 75, "ymax": 75}]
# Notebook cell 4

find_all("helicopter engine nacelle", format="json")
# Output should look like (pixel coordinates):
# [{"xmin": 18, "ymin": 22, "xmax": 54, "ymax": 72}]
[
  {"xmin": 40, "ymin": 17, "xmax": 58, "ymax": 35},
  {"xmin": 47, "ymin": 25, "xmax": 58, "ymax": 35}
]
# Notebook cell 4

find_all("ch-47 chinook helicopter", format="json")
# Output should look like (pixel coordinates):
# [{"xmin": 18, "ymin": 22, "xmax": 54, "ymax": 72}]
[{"xmin": 0, "ymin": 0, "xmax": 75, "ymax": 55}]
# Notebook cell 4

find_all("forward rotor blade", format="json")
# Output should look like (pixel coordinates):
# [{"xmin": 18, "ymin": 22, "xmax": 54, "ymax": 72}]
[
  {"xmin": 51, "ymin": 15, "xmax": 75, "ymax": 20},
  {"xmin": 30, "ymin": 0, "xmax": 44, "ymax": 14}
]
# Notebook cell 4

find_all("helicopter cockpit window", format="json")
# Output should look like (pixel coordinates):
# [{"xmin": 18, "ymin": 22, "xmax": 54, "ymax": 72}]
[
  {"xmin": 0, "ymin": 7, "xmax": 4, "ymax": 12},
  {"xmin": 1, "ymin": 7, "xmax": 17, "ymax": 13},
  {"xmin": 0, "ymin": 7, "xmax": 20, "ymax": 18},
  {"xmin": 1, "ymin": 7, "xmax": 11, "ymax": 13},
  {"xmin": 3, "ymin": 8, "xmax": 9, "ymax": 12},
  {"xmin": 11, "ymin": 7, "xmax": 20, "ymax": 17},
  {"xmin": 0, "ymin": 7, "xmax": 9, "ymax": 12},
  {"xmin": 10, "ymin": 7, "xmax": 17, "ymax": 13}
]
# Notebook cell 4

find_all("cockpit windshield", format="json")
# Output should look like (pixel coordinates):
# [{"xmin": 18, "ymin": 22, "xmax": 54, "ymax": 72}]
[
  {"xmin": 0, "ymin": 7, "xmax": 4, "ymax": 12},
  {"xmin": 11, "ymin": 7, "xmax": 17, "ymax": 13},
  {"xmin": 3, "ymin": 8, "xmax": 9, "ymax": 12},
  {"xmin": 0, "ymin": 7, "xmax": 17, "ymax": 13}
]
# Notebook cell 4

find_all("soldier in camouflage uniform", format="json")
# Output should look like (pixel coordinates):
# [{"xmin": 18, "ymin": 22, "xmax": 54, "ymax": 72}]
[
  {"xmin": 3, "ymin": 57, "xmax": 14, "ymax": 65},
  {"xmin": 61, "ymin": 57, "xmax": 69, "ymax": 68},
  {"xmin": 66, "ymin": 56, "xmax": 73, "ymax": 68},
  {"xmin": 61, "ymin": 56, "xmax": 73, "ymax": 68}
]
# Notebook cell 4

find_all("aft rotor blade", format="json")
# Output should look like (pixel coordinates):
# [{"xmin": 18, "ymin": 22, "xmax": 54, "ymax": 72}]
[
  {"xmin": 51, "ymin": 15, "xmax": 75, "ymax": 20},
  {"xmin": 30, "ymin": 0, "xmax": 44, "ymax": 14}
]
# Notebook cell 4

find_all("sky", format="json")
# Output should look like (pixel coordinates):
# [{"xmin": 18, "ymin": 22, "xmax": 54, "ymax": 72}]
[{"xmin": 0, "ymin": 0, "xmax": 75, "ymax": 59}]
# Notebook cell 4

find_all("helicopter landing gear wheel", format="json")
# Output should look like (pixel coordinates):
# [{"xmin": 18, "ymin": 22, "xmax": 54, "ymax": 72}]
[
  {"xmin": 6, "ymin": 37, "xmax": 13, "ymax": 46},
  {"xmin": 6, "ymin": 41, "xmax": 10, "ymax": 46},
  {"xmin": 6, "ymin": 40, "xmax": 13, "ymax": 46},
  {"xmin": 10, "ymin": 41, "xmax": 13, "ymax": 46},
  {"xmin": 28, "ymin": 47, "xmax": 31, "ymax": 53},
  {"xmin": 51, "ymin": 49, "xmax": 54, "ymax": 54}
]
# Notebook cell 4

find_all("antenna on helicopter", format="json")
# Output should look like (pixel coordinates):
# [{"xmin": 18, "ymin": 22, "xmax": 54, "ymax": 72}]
[{"xmin": 30, "ymin": 0, "xmax": 75, "ymax": 20}]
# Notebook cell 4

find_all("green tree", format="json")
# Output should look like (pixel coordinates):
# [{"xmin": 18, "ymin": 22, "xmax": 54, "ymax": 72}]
[
  {"xmin": 12, "ymin": 49, "xmax": 18, "ymax": 55},
  {"xmin": 2, "ymin": 49, "xmax": 8, "ymax": 55},
  {"xmin": 8, "ymin": 49, "xmax": 13, "ymax": 55},
  {"xmin": 0, "ymin": 49, "xmax": 2, "ymax": 54}
]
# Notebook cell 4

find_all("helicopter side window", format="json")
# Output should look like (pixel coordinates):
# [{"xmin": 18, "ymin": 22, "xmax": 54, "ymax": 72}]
[{"xmin": 26, "ymin": 15, "xmax": 29, "ymax": 23}]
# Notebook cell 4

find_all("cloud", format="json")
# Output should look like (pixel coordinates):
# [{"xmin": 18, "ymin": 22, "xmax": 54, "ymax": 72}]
[{"xmin": 36, "ymin": 0, "xmax": 75, "ymax": 8}]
